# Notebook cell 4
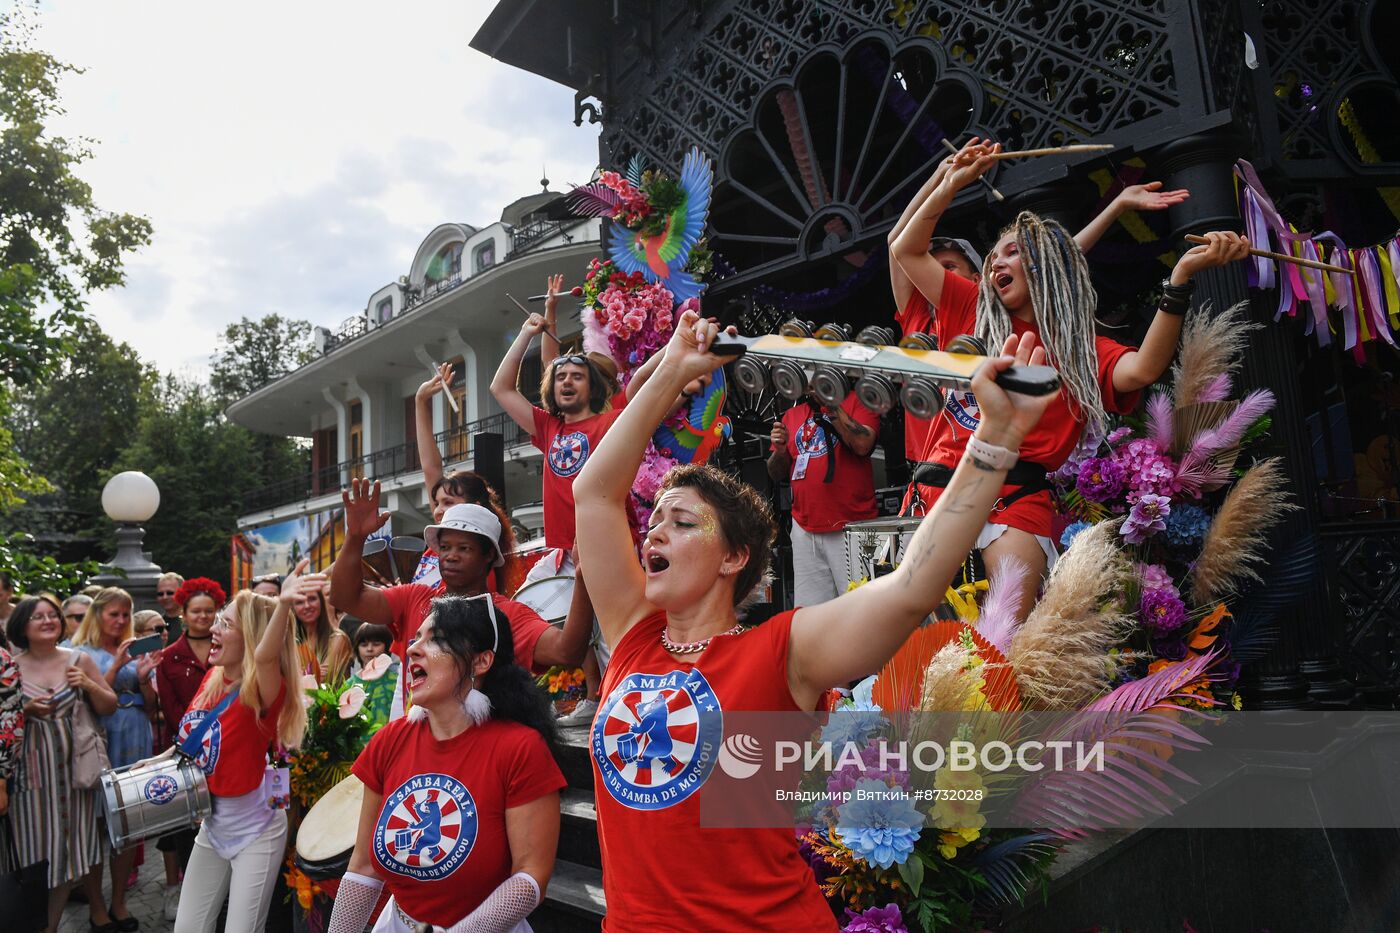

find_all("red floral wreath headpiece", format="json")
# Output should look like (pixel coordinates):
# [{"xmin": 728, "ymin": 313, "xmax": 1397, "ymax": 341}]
[{"xmin": 174, "ymin": 577, "xmax": 227, "ymax": 608}]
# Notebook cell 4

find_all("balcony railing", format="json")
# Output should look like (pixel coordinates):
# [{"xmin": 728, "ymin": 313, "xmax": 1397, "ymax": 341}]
[{"xmin": 241, "ymin": 411, "xmax": 535, "ymax": 514}]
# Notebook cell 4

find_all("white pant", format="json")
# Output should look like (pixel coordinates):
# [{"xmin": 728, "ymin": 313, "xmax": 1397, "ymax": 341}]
[
  {"xmin": 174, "ymin": 809, "xmax": 287, "ymax": 933},
  {"xmin": 790, "ymin": 522, "xmax": 850, "ymax": 607}
]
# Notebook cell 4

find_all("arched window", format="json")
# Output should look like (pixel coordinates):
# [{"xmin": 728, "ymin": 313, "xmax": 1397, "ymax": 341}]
[
  {"xmin": 425, "ymin": 242, "xmax": 464, "ymax": 283},
  {"xmin": 473, "ymin": 240, "xmax": 496, "ymax": 274}
]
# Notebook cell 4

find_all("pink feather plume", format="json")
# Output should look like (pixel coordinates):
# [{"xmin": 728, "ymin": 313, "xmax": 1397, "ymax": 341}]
[
  {"xmin": 1144, "ymin": 392, "xmax": 1174, "ymax": 450},
  {"xmin": 975, "ymin": 556, "xmax": 1029, "ymax": 656}
]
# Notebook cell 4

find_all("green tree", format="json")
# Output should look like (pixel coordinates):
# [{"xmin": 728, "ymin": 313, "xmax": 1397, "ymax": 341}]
[{"xmin": 209, "ymin": 314, "xmax": 315, "ymax": 407}]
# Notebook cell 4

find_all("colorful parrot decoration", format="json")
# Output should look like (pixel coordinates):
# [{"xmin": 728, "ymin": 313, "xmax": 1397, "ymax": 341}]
[
  {"xmin": 567, "ymin": 148, "xmax": 712, "ymax": 303},
  {"xmin": 651, "ymin": 366, "xmax": 733, "ymax": 465}
]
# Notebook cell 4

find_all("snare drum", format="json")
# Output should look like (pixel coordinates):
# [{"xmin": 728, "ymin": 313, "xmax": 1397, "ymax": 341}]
[
  {"xmin": 296, "ymin": 774, "xmax": 365, "ymax": 882},
  {"xmin": 511, "ymin": 575, "xmax": 575, "ymax": 625},
  {"xmin": 100, "ymin": 755, "xmax": 211, "ymax": 850},
  {"xmin": 843, "ymin": 516, "xmax": 923, "ymax": 589}
]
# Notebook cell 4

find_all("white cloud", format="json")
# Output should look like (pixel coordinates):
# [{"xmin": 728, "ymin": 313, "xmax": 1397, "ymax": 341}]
[{"xmin": 30, "ymin": 0, "xmax": 599, "ymax": 374}]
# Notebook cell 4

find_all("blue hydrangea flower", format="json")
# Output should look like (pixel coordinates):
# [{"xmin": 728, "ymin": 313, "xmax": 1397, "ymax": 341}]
[
  {"xmin": 834, "ymin": 778, "xmax": 923, "ymax": 869},
  {"xmin": 820, "ymin": 697, "xmax": 886, "ymax": 750},
  {"xmin": 1165, "ymin": 504, "xmax": 1211, "ymax": 546},
  {"xmin": 1060, "ymin": 521, "xmax": 1093, "ymax": 550}
]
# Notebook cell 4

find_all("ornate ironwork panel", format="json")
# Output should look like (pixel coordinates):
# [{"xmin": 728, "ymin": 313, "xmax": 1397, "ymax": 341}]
[
  {"xmin": 1321, "ymin": 521, "xmax": 1400, "ymax": 698},
  {"xmin": 1247, "ymin": 0, "xmax": 1400, "ymax": 178}
]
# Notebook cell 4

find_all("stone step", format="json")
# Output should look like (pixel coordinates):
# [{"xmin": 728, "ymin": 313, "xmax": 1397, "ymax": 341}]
[
  {"xmin": 528, "ymin": 859, "xmax": 605, "ymax": 932},
  {"xmin": 554, "ymin": 724, "xmax": 594, "ymax": 790},
  {"xmin": 559, "ymin": 787, "xmax": 601, "ymax": 869}
]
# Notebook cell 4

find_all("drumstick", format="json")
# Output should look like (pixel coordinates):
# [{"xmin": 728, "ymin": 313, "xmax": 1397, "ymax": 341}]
[
  {"xmin": 988, "ymin": 144, "xmax": 1115, "ymax": 160},
  {"xmin": 526, "ymin": 287, "xmax": 584, "ymax": 302},
  {"xmin": 505, "ymin": 293, "xmax": 561, "ymax": 341},
  {"xmin": 941, "ymin": 138, "xmax": 1005, "ymax": 203},
  {"xmin": 1183, "ymin": 234, "xmax": 1354, "ymax": 275},
  {"xmin": 429, "ymin": 361, "xmax": 460, "ymax": 414}
]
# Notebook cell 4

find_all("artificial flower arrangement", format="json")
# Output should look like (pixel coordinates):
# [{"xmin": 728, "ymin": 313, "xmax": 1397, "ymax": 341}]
[
  {"xmin": 535, "ymin": 664, "xmax": 587, "ymax": 716},
  {"xmin": 289, "ymin": 666, "xmax": 388, "ymax": 808},
  {"xmin": 799, "ymin": 304, "xmax": 1293, "ymax": 931},
  {"xmin": 1049, "ymin": 302, "xmax": 1294, "ymax": 707},
  {"xmin": 568, "ymin": 149, "xmax": 729, "ymax": 523}
]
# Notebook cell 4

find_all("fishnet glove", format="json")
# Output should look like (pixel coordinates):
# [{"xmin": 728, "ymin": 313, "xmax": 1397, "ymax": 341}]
[
  {"xmin": 440, "ymin": 872, "xmax": 540, "ymax": 933},
  {"xmin": 327, "ymin": 871, "xmax": 383, "ymax": 933}
]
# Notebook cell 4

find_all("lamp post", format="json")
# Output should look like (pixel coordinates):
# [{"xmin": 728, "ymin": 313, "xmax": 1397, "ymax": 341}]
[{"xmin": 89, "ymin": 471, "xmax": 164, "ymax": 613}]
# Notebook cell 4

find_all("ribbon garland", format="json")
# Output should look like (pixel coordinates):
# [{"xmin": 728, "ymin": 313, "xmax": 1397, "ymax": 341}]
[{"xmin": 1235, "ymin": 159, "xmax": 1400, "ymax": 363}]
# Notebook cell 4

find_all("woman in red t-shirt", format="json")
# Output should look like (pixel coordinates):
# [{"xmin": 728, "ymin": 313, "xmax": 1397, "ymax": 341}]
[
  {"xmin": 571, "ymin": 310, "xmax": 1052, "ymax": 930},
  {"xmin": 171, "ymin": 571, "xmax": 313, "ymax": 933},
  {"xmin": 890, "ymin": 139, "xmax": 1252, "ymax": 619},
  {"xmin": 326, "ymin": 594, "xmax": 564, "ymax": 933}
]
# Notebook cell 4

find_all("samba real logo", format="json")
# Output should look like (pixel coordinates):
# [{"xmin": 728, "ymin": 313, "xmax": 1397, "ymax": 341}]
[
  {"xmin": 592, "ymin": 668, "xmax": 723, "ymax": 810},
  {"xmin": 374, "ymin": 773, "xmax": 478, "ymax": 881}
]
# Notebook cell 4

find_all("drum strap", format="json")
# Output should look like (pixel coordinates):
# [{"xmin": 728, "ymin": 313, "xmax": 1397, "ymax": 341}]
[{"xmin": 178, "ymin": 691, "xmax": 238, "ymax": 759}]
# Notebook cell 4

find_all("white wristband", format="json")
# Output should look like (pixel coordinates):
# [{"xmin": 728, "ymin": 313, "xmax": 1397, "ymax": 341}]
[{"xmin": 965, "ymin": 434, "xmax": 1018, "ymax": 470}]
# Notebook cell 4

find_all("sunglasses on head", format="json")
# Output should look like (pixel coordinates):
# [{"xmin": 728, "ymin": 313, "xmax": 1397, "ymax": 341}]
[{"xmin": 552, "ymin": 354, "xmax": 589, "ymax": 368}]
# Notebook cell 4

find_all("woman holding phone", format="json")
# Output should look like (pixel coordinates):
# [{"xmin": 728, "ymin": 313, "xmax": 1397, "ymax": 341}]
[{"xmin": 73, "ymin": 586, "xmax": 157, "ymax": 931}]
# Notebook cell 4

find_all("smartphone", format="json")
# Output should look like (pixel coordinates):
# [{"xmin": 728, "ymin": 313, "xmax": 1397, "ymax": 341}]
[{"xmin": 128, "ymin": 633, "xmax": 165, "ymax": 657}]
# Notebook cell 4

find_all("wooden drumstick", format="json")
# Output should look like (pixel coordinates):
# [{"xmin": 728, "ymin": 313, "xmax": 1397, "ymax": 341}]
[
  {"xmin": 988, "ymin": 144, "xmax": 1115, "ymax": 160},
  {"xmin": 941, "ymin": 138, "xmax": 1005, "ymax": 203},
  {"xmin": 505, "ymin": 293, "xmax": 561, "ymax": 341},
  {"xmin": 1184, "ymin": 234, "xmax": 1354, "ymax": 275},
  {"xmin": 429, "ymin": 361, "xmax": 459, "ymax": 414}
]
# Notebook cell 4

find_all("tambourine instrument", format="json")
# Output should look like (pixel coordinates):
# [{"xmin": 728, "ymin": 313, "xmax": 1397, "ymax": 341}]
[
  {"xmin": 99, "ymin": 755, "xmax": 212, "ymax": 850},
  {"xmin": 718, "ymin": 322, "xmax": 1060, "ymax": 420}
]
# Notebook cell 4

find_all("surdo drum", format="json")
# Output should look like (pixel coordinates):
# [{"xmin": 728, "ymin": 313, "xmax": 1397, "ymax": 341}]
[
  {"xmin": 511, "ymin": 575, "xmax": 575, "ymax": 625},
  {"xmin": 295, "ymin": 773, "xmax": 366, "ymax": 882},
  {"xmin": 100, "ymin": 755, "xmax": 211, "ymax": 850}
]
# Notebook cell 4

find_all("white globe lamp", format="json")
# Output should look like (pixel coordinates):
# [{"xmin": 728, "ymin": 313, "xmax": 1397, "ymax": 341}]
[
  {"xmin": 102, "ymin": 471, "xmax": 161, "ymax": 523},
  {"xmin": 90, "ymin": 470, "xmax": 164, "ymax": 611}
]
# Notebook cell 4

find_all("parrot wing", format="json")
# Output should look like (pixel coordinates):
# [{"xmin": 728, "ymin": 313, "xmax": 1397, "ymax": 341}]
[
  {"xmin": 651, "ymin": 421, "xmax": 703, "ymax": 463},
  {"xmin": 606, "ymin": 235, "xmax": 650, "ymax": 278},
  {"xmin": 657, "ymin": 148, "xmax": 713, "ymax": 267}
]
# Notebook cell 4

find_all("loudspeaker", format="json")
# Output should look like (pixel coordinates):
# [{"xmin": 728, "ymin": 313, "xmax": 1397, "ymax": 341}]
[{"xmin": 473, "ymin": 431, "xmax": 505, "ymax": 501}]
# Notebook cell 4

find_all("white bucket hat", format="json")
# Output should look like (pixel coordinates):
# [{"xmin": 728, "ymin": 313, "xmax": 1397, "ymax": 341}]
[{"xmin": 424, "ymin": 503, "xmax": 504, "ymax": 567}]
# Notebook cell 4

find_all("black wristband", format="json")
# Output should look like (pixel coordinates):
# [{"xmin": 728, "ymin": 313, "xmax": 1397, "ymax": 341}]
[{"xmin": 1157, "ymin": 298, "xmax": 1189, "ymax": 316}]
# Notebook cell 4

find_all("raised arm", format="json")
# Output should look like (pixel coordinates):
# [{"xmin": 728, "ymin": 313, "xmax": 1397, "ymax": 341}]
[
  {"xmin": 541, "ymin": 273, "xmax": 564, "ymax": 364},
  {"xmin": 827, "ymin": 400, "xmax": 877, "ymax": 457},
  {"xmin": 1074, "ymin": 181, "xmax": 1190, "ymax": 254},
  {"xmin": 786, "ymin": 333, "xmax": 1053, "ymax": 707},
  {"xmin": 415, "ymin": 362, "xmax": 452, "ymax": 496},
  {"xmin": 1111, "ymin": 231, "xmax": 1251, "ymax": 393},
  {"xmin": 491, "ymin": 314, "xmax": 549, "ymax": 434},
  {"xmin": 890, "ymin": 139, "xmax": 999, "ymax": 310},
  {"xmin": 262, "ymin": 560, "xmax": 320, "ymax": 708},
  {"xmin": 889, "ymin": 155, "xmax": 954, "ymax": 311},
  {"xmin": 574, "ymin": 311, "xmax": 736, "ymax": 646},
  {"xmin": 530, "ymin": 570, "xmax": 594, "ymax": 668},
  {"xmin": 329, "ymin": 480, "xmax": 394, "ymax": 628}
]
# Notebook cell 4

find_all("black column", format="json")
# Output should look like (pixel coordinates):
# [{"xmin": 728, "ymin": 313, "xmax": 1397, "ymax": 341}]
[
  {"xmin": 1155, "ymin": 132, "xmax": 1355, "ymax": 709},
  {"xmin": 1004, "ymin": 178, "xmax": 1094, "ymax": 230}
]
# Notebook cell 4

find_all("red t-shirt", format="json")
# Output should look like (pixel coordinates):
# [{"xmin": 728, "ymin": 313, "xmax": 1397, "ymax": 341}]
[
  {"xmin": 380, "ymin": 584, "xmax": 551, "ymax": 708},
  {"xmin": 530, "ymin": 406, "xmax": 622, "ymax": 551},
  {"xmin": 590, "ymin": 611, "xmax": 838, "ymax": 931},
  {"xmin": 352, "ymin": 716, "xmax": 564, "ymax": 927},
  {"xmin": 901, "ymin": 275, "xmax": 1141, "ymax": 536},
  {"xmin": 773, "ymin": 394, "xmax": 879, "ymax": 533},
  {"xmin": 178, "ymin": 671, "xmax": 286, "ymax": 798},
  {"xmin": 893, "ymin": 274, "xmax": 979, "ymax": 463}
]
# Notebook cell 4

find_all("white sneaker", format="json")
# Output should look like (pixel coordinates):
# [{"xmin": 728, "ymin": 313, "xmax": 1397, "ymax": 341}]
[
  {"xmin": 164, "ymin": 884, "xmax": 181, "ymax": 921},
  {"xmin": 557, "ymin": 698, "xmax": 598, "ymax": 725}
]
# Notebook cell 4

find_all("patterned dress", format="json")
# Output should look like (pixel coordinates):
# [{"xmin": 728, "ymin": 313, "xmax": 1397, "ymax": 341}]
[
  {"xmin": 0, "ymin": 649, "xmax": 23, "ymax": 873},
  {"xmin": 77, "ymin": 645, "xmax": 152, "ymax": 768},
  {"xmin": 11, "ymin": 673, "xmax": 102, "ymax": 886}
]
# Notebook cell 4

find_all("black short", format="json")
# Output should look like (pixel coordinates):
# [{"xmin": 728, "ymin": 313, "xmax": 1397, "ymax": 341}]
[{"xmin": 155, "ymin": 827, "xmax": 197, "ymax": 857}]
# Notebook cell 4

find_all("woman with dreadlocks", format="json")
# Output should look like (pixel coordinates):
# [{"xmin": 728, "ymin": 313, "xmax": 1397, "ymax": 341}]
[{"xmin": 891, "ymin": 139, "xmax": 1250, "ymax": 617}]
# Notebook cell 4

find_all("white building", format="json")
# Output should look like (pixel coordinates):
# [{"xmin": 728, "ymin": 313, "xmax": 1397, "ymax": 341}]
[{"xmin": 227, "ymin": 188, "xmax": 602, "ymax": 548}]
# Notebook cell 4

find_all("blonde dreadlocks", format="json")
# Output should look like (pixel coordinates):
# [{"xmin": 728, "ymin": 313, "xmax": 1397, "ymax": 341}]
[{"xmin": 973, "ymin": 211, "xmax": 1108, "ymax": 438}]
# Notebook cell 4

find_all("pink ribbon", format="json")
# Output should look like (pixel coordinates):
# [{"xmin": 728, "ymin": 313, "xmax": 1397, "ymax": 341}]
[{"xmin": 1357, "ymin": 247, "xmax": 1396, "ymax": 347}]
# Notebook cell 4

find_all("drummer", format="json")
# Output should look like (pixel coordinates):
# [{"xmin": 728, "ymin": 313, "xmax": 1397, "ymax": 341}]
[
  {"xmin": 767, "ymin": 388, "xmax": 880, "ymax": 606},
  {"xmin": 325, "ymin": 595, "xmax": 564, "ymax": 933},
  {"xmin": 330, "ymin": 492, "xmax": 592, "ymax": 718}
]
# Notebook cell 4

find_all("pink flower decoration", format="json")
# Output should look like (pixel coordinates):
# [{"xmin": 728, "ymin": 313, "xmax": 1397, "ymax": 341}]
[
  {"xmin": 358, "ymin": 653, "xmax": 392, "ymax": 681},
  {"xmin": 338, "ymin": 685, "xmax": 367, "ymax": 719}
]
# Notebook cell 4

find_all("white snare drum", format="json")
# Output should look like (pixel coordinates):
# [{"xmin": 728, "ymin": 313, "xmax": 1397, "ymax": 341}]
[
  {"xmin": 100, "ymin": 755, "xmax": 211, "ymax": 850},
  {"xmin": 296, "ymin": 774, "xmax": 364, "ymax": 881},
  {"xmin": 511, "ymin": 575, "xmax": 575, "ymax": 625},
  {"xmin": 843, "ymin": 516, "xmax": 923, "ymax": 589}
]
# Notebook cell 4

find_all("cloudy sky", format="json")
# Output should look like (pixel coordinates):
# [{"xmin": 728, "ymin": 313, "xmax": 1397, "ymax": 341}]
[{"xmin": 32, "ymin": 0, "xmax": 600, "ymax": 377}]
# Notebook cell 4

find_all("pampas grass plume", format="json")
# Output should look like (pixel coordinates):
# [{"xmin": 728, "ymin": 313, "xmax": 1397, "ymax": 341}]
[
  {"xmin": 1008, "ymin": 521, "xmax": 1133, "ymax": 710},
  {"xmin": 919, "ymin": 642, "xmax": 981, "ymax": 712},
  {"xmin": 1172, "ymin": 302, "xmax": 1257, "ymax": 409},
  {"xmin": 1188, "ymin": 458, "xmax": 1297, "ymax": 604}
]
